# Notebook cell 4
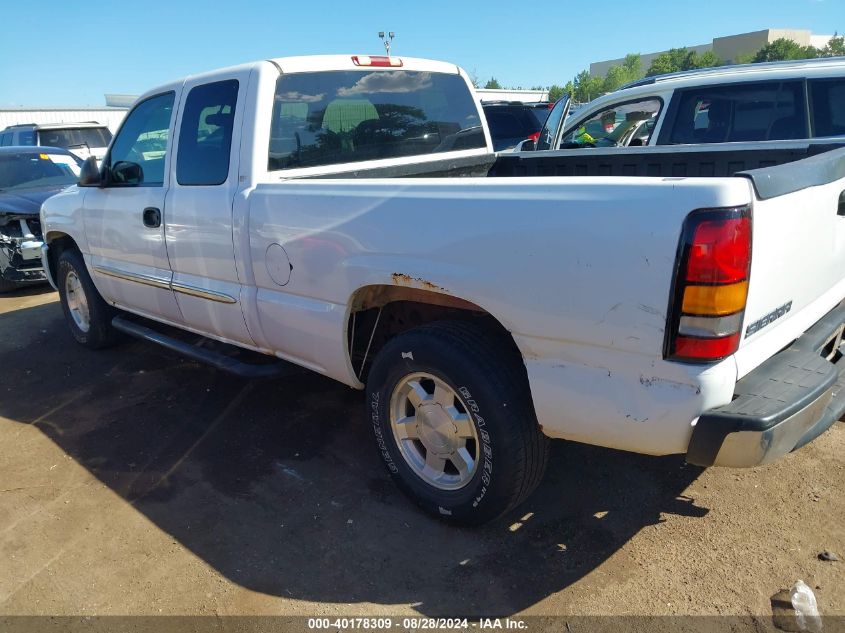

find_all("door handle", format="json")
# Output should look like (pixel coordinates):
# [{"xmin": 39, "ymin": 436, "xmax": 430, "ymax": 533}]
[
  {"xmin": 143, "ymin": 207, "xmax": 161, "ymax": 228},
  {"xmin": 838, "ymin": 190, "xmax": 845, "ymax": 217}
]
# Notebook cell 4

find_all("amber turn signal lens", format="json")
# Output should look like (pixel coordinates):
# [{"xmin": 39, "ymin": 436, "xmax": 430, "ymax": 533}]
[{"xmin": 681, "ymin": 281, "xmax": 748, "ymax": 316}]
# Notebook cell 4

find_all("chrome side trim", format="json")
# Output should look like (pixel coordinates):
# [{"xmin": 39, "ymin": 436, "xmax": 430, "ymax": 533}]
[
  {"xmin": 93, "ymin": 265, "xmax": 171, "ymax": 290},
  {"xmin": 93, "ymin": 265, "xmax": 237, "ymax": 304},
  {"xmin": 171, "ymin": 281, "xmax": 237, "ymax": 304}
]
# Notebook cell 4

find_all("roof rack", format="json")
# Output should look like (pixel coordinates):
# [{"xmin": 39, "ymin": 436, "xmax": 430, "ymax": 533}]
[{"xmin": 618, "ymin": 55, "xmax": 845, "ymax": 91}]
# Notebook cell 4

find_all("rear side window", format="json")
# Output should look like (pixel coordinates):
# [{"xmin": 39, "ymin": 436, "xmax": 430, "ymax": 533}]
[
  {"xmin": 18, "ymin": 130, "xmax": 36, "ymax": 145},
  {"xmin": 268, "ymin": 70, "xmax": 485, "ymax": 171},
  {"xmin": 177, "ymin": 80, "xmax": 239, "ymax": 186},
  {"xmin": 667, "ymin": 81, "xmax": 807, "ymax": 144},
  {"xmin": 483, "ymin": 106, "xmax": 548, "ymax": 146},
  {"xmin": 810, "ymin": 78, "xmax": 845, "ymax": 138},
  {"xmin": 0, "ymin": 132, "xmax": 11, "ymax": 146},
  {"xmin": 37, "ymin": 127, "xmax": 112, "ymax": 148}
]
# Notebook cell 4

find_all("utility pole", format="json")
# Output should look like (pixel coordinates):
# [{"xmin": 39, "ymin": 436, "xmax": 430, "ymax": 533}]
[{"xmin": 378, "ymin": 31, "xmax": 395, "ymax": 56}]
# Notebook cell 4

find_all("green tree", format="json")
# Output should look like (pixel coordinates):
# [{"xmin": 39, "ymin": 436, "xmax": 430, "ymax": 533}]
[
  {"xmin": 646, "ymin": 47, "xmax": 721, "ymax": 76},
  {"xmin": 622, "ymin": 53, "xmax": 644, "ymax": 80},
  {"xmin": 694, "ymin": 50, "xmax": 722, "ymax": 69},
  {"xmin": 484, "ymin": 77, "xmax": 502, "ymax": 89},
  {"xmin": 820, "ymin": 33, "xmax": 844, "ymax": 57},
  {"xmin": 547, "ymin": 84, "xmax": 566, "ymax": 102},
  {"xmin": 647, "ymin": 48, "xmax": 693, "ymax": 75},
  {"xmin": 573, "ymin": 70, "xmax": 604, "ymax": 103},
  {"xmin": 753, "ymin": 38, "xmax": 818, "ymax": 62},
  {"xmin": 602, "ymin": 65, "xmax": 629, "ymax": 92}
]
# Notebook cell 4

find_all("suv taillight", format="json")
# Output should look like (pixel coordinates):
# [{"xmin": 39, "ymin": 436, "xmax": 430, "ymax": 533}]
[{"xmin": 665, "ymin": 206, "xmax": 752, "ymax": 362}]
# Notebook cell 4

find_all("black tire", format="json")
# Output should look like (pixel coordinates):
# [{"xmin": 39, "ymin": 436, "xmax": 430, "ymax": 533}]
[
  {"xmin": 366, "ymin": 320, "xmax": 549, "ymax": 525},
  {"xmin": 56, "ymin": 248, "xmax": 119, "ymax": 349}
]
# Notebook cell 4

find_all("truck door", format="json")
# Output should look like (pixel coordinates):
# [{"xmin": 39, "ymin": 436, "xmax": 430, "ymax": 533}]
[
  {"xmin": 84, "ymin": 90, "xmax": 183, "ymax": 323},
  {"xmin": 165, "ymin": 71, "xmax": 256, "ymax": 346}
]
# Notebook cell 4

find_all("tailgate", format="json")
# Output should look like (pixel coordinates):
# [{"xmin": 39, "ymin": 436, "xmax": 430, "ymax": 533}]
[{"xmin": 734, "ymin": 147, "xmax": 845, "ymax": 378}]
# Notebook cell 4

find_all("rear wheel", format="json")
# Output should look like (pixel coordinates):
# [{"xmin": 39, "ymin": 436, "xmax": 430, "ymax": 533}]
[
  {"xmin": 366, "ymin": 321, "xmax": 549, "ymax": 525},
  {"xmin": 56, "ymin": 248, "xmax": 119, "ymax": 349}
]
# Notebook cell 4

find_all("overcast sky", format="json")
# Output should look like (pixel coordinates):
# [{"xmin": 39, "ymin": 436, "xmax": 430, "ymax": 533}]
[{"xmin": 1, "ymin": 0, "xmax": 841, "ymax": 106}]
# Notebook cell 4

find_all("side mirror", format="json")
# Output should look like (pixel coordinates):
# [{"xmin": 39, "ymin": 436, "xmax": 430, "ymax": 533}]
[
  {"xmin": 111, "ymin": 161, "xmax": 144, "ymax": 186},
  {"xmin": 78, "ymin": 156, "xmax": 102, "ymax": 187},
  {"xmin": 519, "ymin": 139, "xmax": 536, "ymax": 152}
]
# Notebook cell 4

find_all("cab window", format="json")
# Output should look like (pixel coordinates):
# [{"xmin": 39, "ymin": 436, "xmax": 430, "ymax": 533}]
[
  {"xmin": 177, "ymin": 80, "xmax": 239, "ymax": 186},
  {"xmin": 560, "ymin": 99, "xmax": 661, "ymax": 148},
  {"xmin": 268, "ymin": 70, "xmax": 485, "ymax": 171},
  {"xmin": 107, "ymin": 92, "xmax": 175, "ymax": 186}
]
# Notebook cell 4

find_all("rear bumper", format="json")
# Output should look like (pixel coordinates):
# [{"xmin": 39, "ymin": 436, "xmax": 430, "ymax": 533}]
[{"xmin": 687, "ymin": 300, "xmax": 845, "ymax": 467}]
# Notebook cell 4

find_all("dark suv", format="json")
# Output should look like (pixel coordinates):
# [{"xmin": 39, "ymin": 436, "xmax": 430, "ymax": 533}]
[{"xmin": 481, "ymin": 102, "xmax": 553, "ymax": 151}]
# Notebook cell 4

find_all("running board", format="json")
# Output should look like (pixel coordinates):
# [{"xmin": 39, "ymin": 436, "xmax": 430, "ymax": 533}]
[{"xmin": 112, "ymin": 315, "xmax": 299, "ymax": 378}]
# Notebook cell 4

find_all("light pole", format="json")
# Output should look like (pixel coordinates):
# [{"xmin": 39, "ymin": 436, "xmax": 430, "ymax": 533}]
[{"xmin": 378, "ymin": 31, "xmax": 395, "ymax": 56}]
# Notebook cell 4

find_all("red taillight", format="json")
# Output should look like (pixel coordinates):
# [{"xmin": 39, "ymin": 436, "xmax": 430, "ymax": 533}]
[
  {"xmin": 352, "ymin": 55, "xmax": 402, "ymax": 67},
  {"xmin": 685, "ymin": 217, "xmax": 751, "ymax": 283},
  {"xmin": 665, "ymin": 206, "xmax": 752, "ymax": 363},
  {"xmin": 527, "ymin": 131, "xmax": 541, "ymax": 142},
  {"xmin": 674, "ymin": 333, "xmax": 741, "ymax": 360}
]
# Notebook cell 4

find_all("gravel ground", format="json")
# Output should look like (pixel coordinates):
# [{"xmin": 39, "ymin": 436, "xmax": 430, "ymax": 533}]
[{"xmin": 0, "ymin": 287, "xmax": 842, "ymax": 626}]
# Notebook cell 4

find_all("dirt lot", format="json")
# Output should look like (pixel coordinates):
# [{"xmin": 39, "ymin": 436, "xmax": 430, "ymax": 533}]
[{"xmin": 0, "ymin": 287, "xmax": 843, "ymax": 621}]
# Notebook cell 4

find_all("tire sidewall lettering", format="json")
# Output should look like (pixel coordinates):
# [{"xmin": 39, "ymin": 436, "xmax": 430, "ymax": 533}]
[
  {"xmin": 371, "ymin": 391, "xmax": 398, "ymax": 474},
  {"xmin": 458, "ymin": 385, "xmax": 493, "ymax": 508}
]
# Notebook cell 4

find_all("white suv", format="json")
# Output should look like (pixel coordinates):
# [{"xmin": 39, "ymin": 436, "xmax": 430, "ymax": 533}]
[
  {"xmin": 531, "ymin": 57, "xmax": 845, "ymax": 151},
  {"xmin": 0, "ymin": 122, "xmax": 112, "ymax": 161}
]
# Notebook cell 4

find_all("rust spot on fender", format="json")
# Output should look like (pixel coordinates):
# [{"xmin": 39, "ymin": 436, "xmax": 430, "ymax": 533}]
[{"xmin": 391, "ymin": 273, "xmax": 447, "ymax": 293}]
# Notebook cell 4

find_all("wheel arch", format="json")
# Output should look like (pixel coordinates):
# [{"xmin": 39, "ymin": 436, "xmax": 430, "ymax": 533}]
[
  {"xmin": 43, "ymin": 231, "xmax": 81, "ymax": 287},
  {"xmin": 345, "ymin": 284, "xmax": 525, "ymax": 383}
]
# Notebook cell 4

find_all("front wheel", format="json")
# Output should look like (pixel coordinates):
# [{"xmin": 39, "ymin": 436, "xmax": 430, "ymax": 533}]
[
  {"xmin": 366, "ymin": 321, "xmax": 549, "ymax": 525},
  {"xmin": 56, "ymin": 248, "xmax": 119, "ymax": 349}
]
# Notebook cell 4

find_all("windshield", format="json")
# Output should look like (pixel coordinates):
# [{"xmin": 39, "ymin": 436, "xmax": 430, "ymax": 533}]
[
  {"xmin": 37, "ymin": 127, "xmax": 113, "ymax": 149},
  {"xmin": 0, "ymin": 152, "xmax": 82, "ymax": 191}
]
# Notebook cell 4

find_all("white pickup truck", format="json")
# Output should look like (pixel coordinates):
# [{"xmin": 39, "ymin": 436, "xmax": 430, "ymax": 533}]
[{"xmin": 40, "ymin": 54, "xmax": 845, "ymax": 525}]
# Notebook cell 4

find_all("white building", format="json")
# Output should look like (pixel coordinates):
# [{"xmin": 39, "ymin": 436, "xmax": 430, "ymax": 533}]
[
  {"xmin": 0, "ymin": 95, "xmax": 135, "ymax": 134},
  {"xmin": 590, "ymin": 28, "xmax": 835, "ymax": 77}
]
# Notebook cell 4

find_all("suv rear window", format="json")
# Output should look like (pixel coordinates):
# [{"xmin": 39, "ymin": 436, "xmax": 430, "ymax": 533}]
[
  {"xmin": 268, "ymin": 70, "xmax": 485, "ymax": 171},
  {"xmin": 37, "ymin": 127, "xmax": 113, "ymax": 149},
  {"xmin": 667, "ymin": 81, "xmax": 807, "ymax": 144},
  {"xmin": 810, "ymin": 78, "xmax": 845, "ymax": 138},
  {"xmin": 483, "ymin": 105, "xmax": 550, "ymax": 150}
]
